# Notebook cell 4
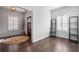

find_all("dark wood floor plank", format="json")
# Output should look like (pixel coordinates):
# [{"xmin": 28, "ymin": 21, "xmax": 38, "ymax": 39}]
[{"xmin": 0, "ymin": 37, "xmax": 78, "ymax": 52}]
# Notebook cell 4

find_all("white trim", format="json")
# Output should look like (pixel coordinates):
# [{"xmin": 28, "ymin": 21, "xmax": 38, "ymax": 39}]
[
  {"xmin": 56, "ymin": 35, "xmax": 69, "ymax": 39},
  {"xmin": 32, "ymin": 34, "xmax": 49, "ymax": 43}
]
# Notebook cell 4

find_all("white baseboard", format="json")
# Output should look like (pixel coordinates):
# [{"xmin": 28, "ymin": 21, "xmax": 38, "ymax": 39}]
[
  {"xmin": 32, "ymin": 34, "xmax": 69, "ymax": 43},
  {"xmin": 32, "ymin": 34, "xmax": 49, "ymax": 43},
  {"xmin": 56, "ymin": 35, "xmax": 69, "ymax": 39}
]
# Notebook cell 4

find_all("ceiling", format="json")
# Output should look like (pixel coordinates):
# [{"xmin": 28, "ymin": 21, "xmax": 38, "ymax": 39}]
[
  {"xmin": 20, "ymin": 6, "xmax": 63, "ymax": 11},
  {"xmin": 0, "ymin": 6, "xmax": 63, "ymax": 12},
  {"xmin": 0, "ymin": 6, "xmax": 27, "ymax": 13}
]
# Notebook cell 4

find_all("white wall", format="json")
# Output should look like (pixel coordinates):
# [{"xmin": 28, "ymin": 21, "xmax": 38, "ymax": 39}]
[
  {"xmin": 32, "ymin": 7, "xmax": 51, "ymax": 42},
  {"xmin": 22, "ymin": 6, "xmax": 61, "ymax": 43},
  {"xmin": 22, "ymin": 6, "xmax": 51, "ymax": 43},
  {"xmin": 51, "ymin": 6, "xmax": 79, "ymax": 39},
  {"xmin": 0, "ymin": 8, "xmax": 24, "ymax": 38}
]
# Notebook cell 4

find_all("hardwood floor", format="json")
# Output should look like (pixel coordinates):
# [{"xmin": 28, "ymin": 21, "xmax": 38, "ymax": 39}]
[
  {"xmin": 78, "ymin": 44, "xmax": 79, "ymax": 52},
  {"xmin": 32, "ymin": 37, "xmax": 78, "ymax": 52},
  {"xmin": 0, "ymin": 36, "xmax": 78, "ymax": 52}
]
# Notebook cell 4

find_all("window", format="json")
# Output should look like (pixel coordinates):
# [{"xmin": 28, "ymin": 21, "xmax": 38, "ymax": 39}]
[
  {"xmin": 8, "ymin": 15, "xmax": 18, "ymax": 30},
  {"xmin": 62, "ymin": 15, "xmax": 68, "ymax": 32},
  {"xmin": 57, "ymin": 15, "xmax": 68, "ymax": 32},
  {"xmin": 57, "ymin": 16, "xmax": 62, "ymax": 30}
]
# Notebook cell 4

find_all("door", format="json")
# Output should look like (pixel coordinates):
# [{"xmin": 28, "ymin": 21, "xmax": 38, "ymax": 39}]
[{"xmin": 27, "ymin": 16, "xmax": 31, "ymax": 36}]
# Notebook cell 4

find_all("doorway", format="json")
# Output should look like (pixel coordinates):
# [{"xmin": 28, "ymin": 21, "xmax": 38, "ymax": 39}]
[
  {"xmin": 26, "ymin": 16, "xmax": 32, "ymax": 43},
  {"xmin": 27, "ymin": 16, "xmax": 31, "ymax": 36}
]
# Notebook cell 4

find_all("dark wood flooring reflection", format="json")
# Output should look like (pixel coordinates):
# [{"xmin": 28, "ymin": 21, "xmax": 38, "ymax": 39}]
[
  {"xmin": 78, "ymin": 44, "xmax": 79, "ymax": 52},
  {"xmin": 0, "ymin": 37, "xmax": 78, "ymax": 52}
]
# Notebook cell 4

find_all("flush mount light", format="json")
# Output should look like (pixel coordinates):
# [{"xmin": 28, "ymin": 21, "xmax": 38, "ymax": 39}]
[{"xmin": 11, "ymin": 6, "xmax": 16, "ymax": 11}]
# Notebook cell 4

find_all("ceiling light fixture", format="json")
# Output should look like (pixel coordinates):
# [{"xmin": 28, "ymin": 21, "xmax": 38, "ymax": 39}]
[{"xmin": 11, "ymin": 6, "xmax": 16, "ymax": 11}]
